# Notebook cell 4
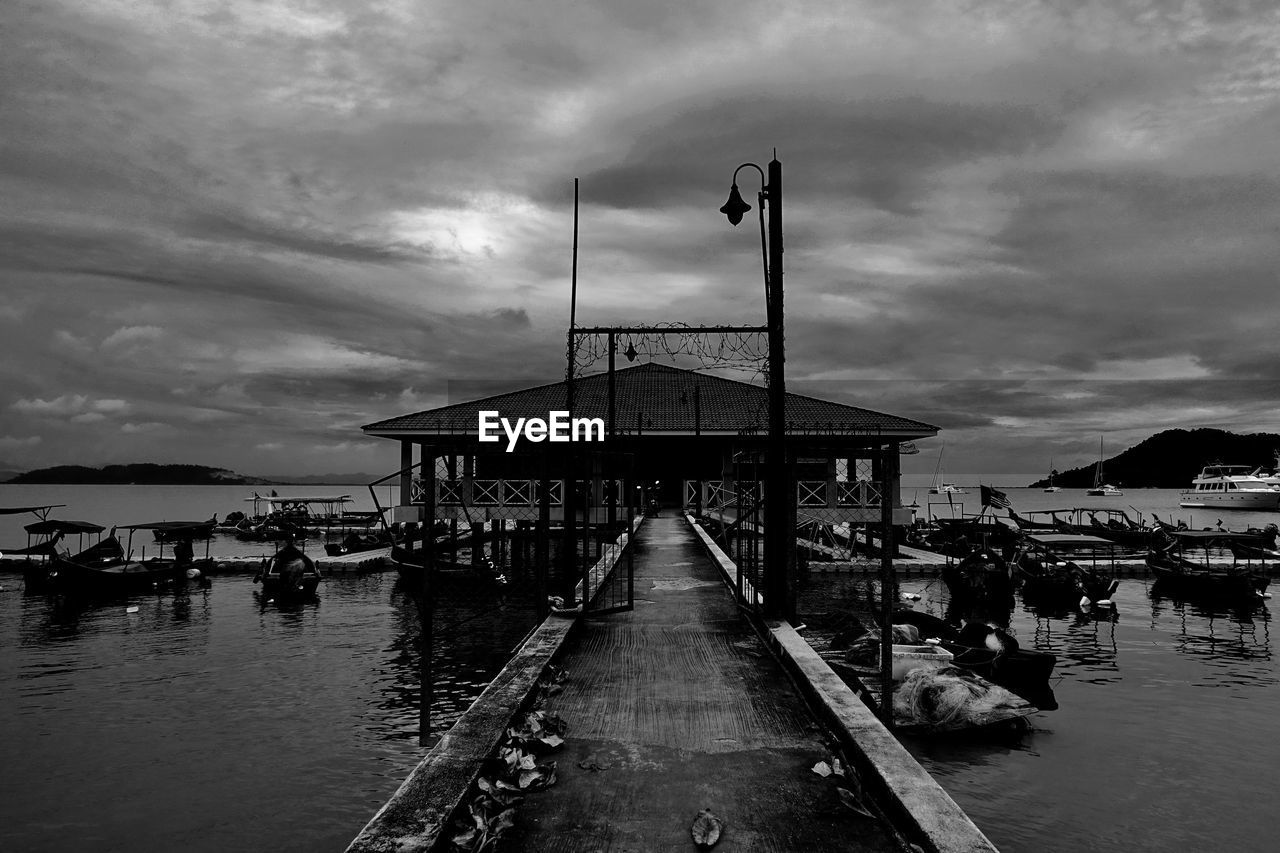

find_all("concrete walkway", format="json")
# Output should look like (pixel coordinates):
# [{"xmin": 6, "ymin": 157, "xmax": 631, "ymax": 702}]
[{"xmin": 504, "ymin": 515, "xmax": 904, "ymax": 852}]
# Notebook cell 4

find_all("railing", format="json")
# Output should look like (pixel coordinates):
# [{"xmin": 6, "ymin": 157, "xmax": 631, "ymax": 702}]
[{"xmin": 685, "ymin": 479, "xmax": 884, "ymax": 509}]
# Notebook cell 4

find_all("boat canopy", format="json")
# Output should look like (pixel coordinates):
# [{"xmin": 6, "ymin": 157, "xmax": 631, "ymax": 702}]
[
  {"xmin": 24, "ymin": 519, "xmax": 106, "ymax": 535},
  {"xmin": 1, "ymin": 504, "xmax": 66, "ymax": 515},
  {"xmin": 244, "ymin": 495, "xmax": 352, "ymax": 504},
  {"xmin": 1027, "ymin": 533, "xmax": 1115, "ymax": 548},
  {"xmin": 116, "ymin": 517, "xmax": 216, "ymax": 537}
]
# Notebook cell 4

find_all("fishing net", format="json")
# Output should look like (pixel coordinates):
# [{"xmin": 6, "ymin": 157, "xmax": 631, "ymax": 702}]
[
  {"xmin": 842, "ymin": 624, "xmax": 921, "ymax": 668},
  {"xmin": 893, "ymin": 665, "xmax": 1027, "ymax": 729}
]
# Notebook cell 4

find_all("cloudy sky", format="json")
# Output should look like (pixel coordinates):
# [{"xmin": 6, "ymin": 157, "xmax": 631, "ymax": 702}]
[{"xmin": 2, "ymin": 0, "xmax": 1279, "ymax": 479}]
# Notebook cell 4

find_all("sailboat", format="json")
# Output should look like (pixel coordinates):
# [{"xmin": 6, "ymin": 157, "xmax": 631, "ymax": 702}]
[
  {"xmin": 929, "ymin": 448, "xmax": 968, "ymax": 495},
  {"xmin": 1043, "ymin": 459, "xmax": 1062, "ymax": 493},
  {"xmin": 1085, "ymin": 437, "xmax": 1123, "ymax": 496}
]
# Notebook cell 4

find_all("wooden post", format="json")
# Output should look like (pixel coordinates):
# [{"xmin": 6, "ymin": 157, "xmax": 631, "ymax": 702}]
[
  {"xmin": 447, "ymin": 455, "xmax": 458, "ymax": 566},
  {"xmin": 537, "ymin": 460, "xmax": 551, "ymax": 620},
  {"xmin": 471, "ymin": 522, "xmax": 484, "ymax": 566},
  {"xmin": 879, "ymin": 443, "xmax": 895, "ymax": 730},
  {"xmin": 419, "ymin": 443, "xmax": 435, "ymax": 745}
]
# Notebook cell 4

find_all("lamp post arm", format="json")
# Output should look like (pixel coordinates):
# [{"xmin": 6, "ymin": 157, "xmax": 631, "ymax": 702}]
[{"xmin": 730, "ymin": 162, "xmax": 772, "ymax": 314}]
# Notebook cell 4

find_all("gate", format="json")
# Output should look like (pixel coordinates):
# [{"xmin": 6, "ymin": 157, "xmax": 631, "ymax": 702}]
[{"xmin": 571, "ymin": 450, "xmax": 638, "ymax": 615}]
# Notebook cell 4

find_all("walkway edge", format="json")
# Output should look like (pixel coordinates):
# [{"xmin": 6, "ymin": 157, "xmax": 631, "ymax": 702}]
[
  {"xmin": 346, "ymin": 518, "xmax": 643, "ymax": 853},
  {"xmin": 685, "ymin": 515, "xmax": 999, "ymax": 853}
]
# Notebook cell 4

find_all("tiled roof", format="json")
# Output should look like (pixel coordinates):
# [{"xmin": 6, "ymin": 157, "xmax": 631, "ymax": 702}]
[{"xmin": 363, "ymin": 363, "xmax": 937, "ymax": 438}]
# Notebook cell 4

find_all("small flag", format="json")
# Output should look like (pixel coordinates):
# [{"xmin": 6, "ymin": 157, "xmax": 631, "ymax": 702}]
[{"xmin": 981, "ymin": 484, "xmax": 1011, "ymax": 509}]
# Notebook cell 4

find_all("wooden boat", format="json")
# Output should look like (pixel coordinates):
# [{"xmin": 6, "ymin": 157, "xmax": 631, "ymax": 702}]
[
  {"xmin": 891, "ymin": 610, "xmax": 1057, "ymax": 710},
  {"xmin": 942, "ymin": 547, "xmax": 1014, "ymax": 603},
  {"xmin": 51, "ymin": 522, "xmax": 213, "ymax": 594},
  {"xmin": 924, "ymin": 515, "xmax": 1020, "ymax": 557},
  {"xmin": 18, "ymin": 519, "xmax": 109, "ymax": 590},
  {"xmin": 323, "ymin": 529, "xmax": 390, "ymax": 557},
  {"xmin": 388, "ymin": 542, "xmax": 505, "ymax": 587},
  {"xmin": 1008, "ymin": 508, "xmax": 1071, "ymax": 533},
  {"xmin": 1146, "ymin": 530, "xmax": 1270, "ymax": 602},
  {"xmin": 1081, "ymin": 510, "xmax": 1154, "ymax": 549},
  {"xmin": 1012, "ymin": 533, "xmax": 1120, "ymax": 608},
  {"xmin": 255, "ymin": 542, "xmax": 322, "ymax": 599}
]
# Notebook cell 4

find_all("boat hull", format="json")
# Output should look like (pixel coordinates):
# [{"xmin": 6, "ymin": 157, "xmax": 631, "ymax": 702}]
[
  {"xmin": 1179, "ymin": 491, "xmax": 1280, "ymax": 510},
  {"xmin": 50, "ymin": 557, "xmax": 201, "ymax": 594},
  {"xmin": 260, "ymin": 575, "xmax": 321, "ymax": 599},
  {"xmin": 257, "ymin": 543, "xmax": 322, "ymax": 600},
  {"xmin": 1146, "ymin": 557, "xmax": 1269, "ymax": 602}
]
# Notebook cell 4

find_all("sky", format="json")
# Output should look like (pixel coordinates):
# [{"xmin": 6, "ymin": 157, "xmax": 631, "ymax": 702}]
[{"xmin": 2, "ymin": 0, "xmax": 1280, "ymax": 480}]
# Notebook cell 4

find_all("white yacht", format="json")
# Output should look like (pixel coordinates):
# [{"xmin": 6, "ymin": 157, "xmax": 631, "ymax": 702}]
[
  {"xmin": 1043, "ymin": 458, "xmax": 1062, "ymax": 493},
  {"xmin": 1085, "ymin": 438, "xmax": 1122, "ymax": 496},
  {"xmin": 1249, "ymin": 452, "xmax": 1280, "ymax": 489},
  {"xmin": 1180, "ymin": 465, "xmax": 1280, "ymax": 510},
  {"xmin": 928, "ymin": 447, "xmax": 967, "ymax": 495}
]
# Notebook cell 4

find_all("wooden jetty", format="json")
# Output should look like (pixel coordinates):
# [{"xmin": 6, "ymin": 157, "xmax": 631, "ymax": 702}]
[{"xmin": 348, "ymin": 515, "xmax": 997, "ymax": 853}]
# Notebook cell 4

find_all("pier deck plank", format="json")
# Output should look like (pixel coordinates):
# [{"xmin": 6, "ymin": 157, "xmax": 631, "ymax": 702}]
[{"xmin": 504, "ymin": 515, "xmax": 904, "ymax": 852}]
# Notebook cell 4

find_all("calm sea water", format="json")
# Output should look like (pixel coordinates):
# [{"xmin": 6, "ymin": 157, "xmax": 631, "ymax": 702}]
[
  {"xmin": 0, "ymin": 484, "xmax": 540, "ymax": 853},
  {"xmin": 3, "ymin": 485, "xmax": 1278, "ymax": 851},
  {"xmin": 801, "ymin": 488, "xmax": 1280, "ymax": 852}
]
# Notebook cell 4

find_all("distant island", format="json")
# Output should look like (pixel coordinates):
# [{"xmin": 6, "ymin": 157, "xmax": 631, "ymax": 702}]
[
  {"xmin": 5, "ymin": 464, "xmax": 377, "ymax": 485},
  {"xmin": 1029, "ymin": 428, "xmax": 1280, "ymax": 489}
]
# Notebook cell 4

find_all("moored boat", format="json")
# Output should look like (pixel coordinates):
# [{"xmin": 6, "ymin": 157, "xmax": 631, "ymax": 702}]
[
  {"xmin": 891, "ymin": 610, "xmax": 1058, "ymax": 709},
  {"xmin": 50, "ymin": 521, "xmax": 214, "ymax": 595},
  {"xmin": 255, "ymin": 542, "xmax": 322, "ymax": 600},
  {"xmin": 1012, "ymin": 533, "xmax": 1120, "ymax": 608},
  {"xmin": 18, "ymin": 519, "xmax": 110, "ymax": 590},
  {"xmin": 1043, "ymin": 459, "xmax": 1062, "ymax": 493},
  {"xmin": 942, "ymin": 546, "xmax": 1014, "ymax": 604},
  {"xmin": 928, "ymin": 447, "xmax": 968, "ymax": 495},
  {"xmin": 1145, "ymin": 529, "xmax": 1271, "ymax": 603},
  {"xmin": 1179, "ymin": 465, "xmax": 1280, "ymax": 511},
  {"xmin": 1085, "ymin": 437, "xmax": 1122, "ymax": 496}
]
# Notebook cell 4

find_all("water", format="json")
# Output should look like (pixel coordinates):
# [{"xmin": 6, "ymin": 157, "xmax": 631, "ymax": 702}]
[
  {"xmin": 5, "ymin": 484, "xmax": 1279, "ymax": 850},
  {"xmin": 890, "ymin": 582, "xmax": 1278, "ymax": 852},
  {"xmin": 799, "ymin": 485, "xmax": 1280, "ymax": 852},
  {"xmin": 0, "ymin": 484, "xmax": 540, "ymax": 852}
]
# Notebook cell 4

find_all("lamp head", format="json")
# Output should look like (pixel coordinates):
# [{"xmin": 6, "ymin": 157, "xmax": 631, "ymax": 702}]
[{"xmin": 719, "ymin": 183, "xmax": 751, "ymax": 226}]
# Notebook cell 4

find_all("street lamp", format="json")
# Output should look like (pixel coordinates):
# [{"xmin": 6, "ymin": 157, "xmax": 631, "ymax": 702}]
[{"xmin": 721, "ymin": 152, "xmax": 793, "ymax": 620}]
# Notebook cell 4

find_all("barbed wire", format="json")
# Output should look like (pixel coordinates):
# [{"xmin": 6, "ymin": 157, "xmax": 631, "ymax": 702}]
[{"xmin": 570, "ymin": 323, "xmax": 770, "ymax": 383}]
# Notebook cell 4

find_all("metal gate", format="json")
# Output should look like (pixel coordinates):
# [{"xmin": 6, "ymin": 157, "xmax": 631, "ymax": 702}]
[{"xmin": 571, "ymin": 450, "xmax": 638, "ymax": 615}]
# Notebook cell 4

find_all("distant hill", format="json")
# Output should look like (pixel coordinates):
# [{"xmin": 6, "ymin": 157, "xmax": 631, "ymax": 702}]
[
  {"xmin": 9, "ymin": 464, "xmax": 274, "ymax": 485},
  {"xmin": 0, "ymin": 469, "xmax": 23, "ymax": 483},
  {"xmin": 1029, "ymin": 428, "xmax": 1280, "ymax": 489},
  {"xmin": 255, "ymin": 472, "xmax": 379, "ymax": 485}
]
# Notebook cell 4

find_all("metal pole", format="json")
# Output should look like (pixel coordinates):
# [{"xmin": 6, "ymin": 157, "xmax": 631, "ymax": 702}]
[
  {"xmin": 764, "ymin": 154, "xmax": 792, "ymax": 620},
  {"xmin": 608, "ymin": 332, "xmax": 617, "ymax": 530}
]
